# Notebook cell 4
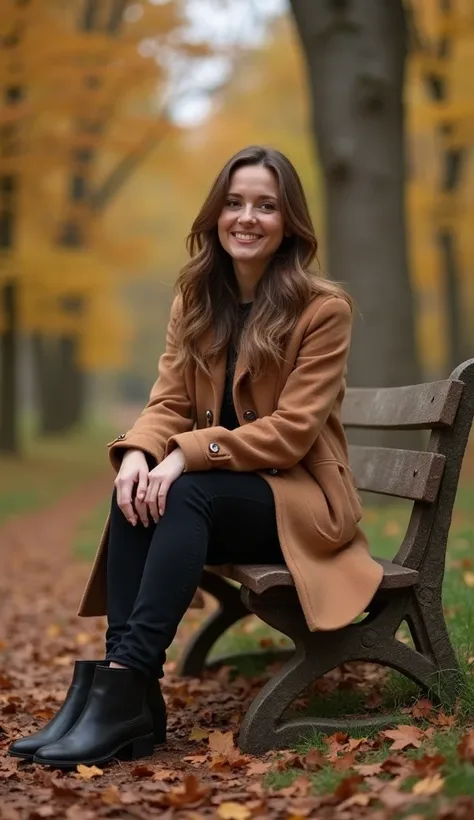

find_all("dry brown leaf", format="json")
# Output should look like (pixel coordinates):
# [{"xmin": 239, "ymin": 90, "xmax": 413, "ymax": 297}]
[
  {"xmin": 333, "ymin": 774, "xmax": 364, "ymax": 800},
  {"xmin": 382, "ymin": 724, "xmax": 424, "ymax": 750},
  {"xmin": 100, "ymin": 784, "xmax": 122, "ymax": 805},
  {"xmin": 378, "ymin": 785, "xmax": 412, "ymax": 809},
  {"xmin": 189, "ymin": 726, "xmax": 210, "ymax": 741},
  {"xmin": 411, "ymin": 698, "xmax": 433, "ymax": 719},
  {"xmin": 246, "ymin": 759, "xmax": 272, "ymax": 776},
  {"xmin": 209, "ymin": 730, "xmax": 235, "ymax": 758},
  {"xmin": 458, "ymin": 730, "xmax": 474, "ymax": 762},
  {"xmin": 463, "ymin": 571, "xmax": 474, "ymax": 587},
  {"xmin": 354, "ymin": 762, "xmax": 384, "ymax": 776},
  {"xmin": 165, "ymin": 775, "xmax": 211, "ymax": 808},
  {"xmin": 130, "ymin": 764, "xmax": 155, "ymax": 778},
  {"xmin": 216, "ymin": 802, "xmax": 251, "ymax": 820},
  {"xmin": 153, "ymin": 768, "xmax": 178, "ymax": 782},
  {"xmin": 412, "ymin": 773, "xmax": 445, "ymax": 795},
  {"xmin": 75, "ymin": 764, "xmax": 103, "ymax": 779}
]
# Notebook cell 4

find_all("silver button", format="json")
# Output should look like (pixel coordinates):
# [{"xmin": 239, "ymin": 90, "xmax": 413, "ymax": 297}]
[
  {"xmin": 268, "ymin": 468, "xmax": 279, "ymax": 475},
  {"xmin": 209, "ymin": 442, "xmax": 220, "ymax": 454},
  {"xmin": 205, "ymin": 410, "xmax": 213, "ymax": 427},
  {"xmin": 243, "ymin": 409, "xmax": 257, "ymax": 422},
  {"xmin": 117, "ymin": 434, "xmax": 126, "ymax": 440}
]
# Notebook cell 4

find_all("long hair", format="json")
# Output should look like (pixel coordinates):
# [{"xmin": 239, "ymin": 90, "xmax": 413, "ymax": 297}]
[{"xmin": 175, "ymin": 145, "xmax": 351, "ymax": 376}]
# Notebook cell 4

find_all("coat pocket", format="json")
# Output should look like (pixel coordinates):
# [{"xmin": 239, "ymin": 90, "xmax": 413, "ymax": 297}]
[{"xmin": 306, "ymin": 459, "xmax": 362, "ymax": 547}]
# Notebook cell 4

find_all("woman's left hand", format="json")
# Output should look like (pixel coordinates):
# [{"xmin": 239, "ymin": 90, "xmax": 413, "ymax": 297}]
[{"xmin": 144, "ymin": 448, "xmax": 186, "ymax": 523}]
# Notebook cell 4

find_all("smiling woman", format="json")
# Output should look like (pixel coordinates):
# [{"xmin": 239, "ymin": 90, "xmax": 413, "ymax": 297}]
[
  {"xmin": 217, "ymin": 165, "xmax": 287, "ymax": 301},
  {"xmin": 10, "ymin": 145, "xmax": 383, "ymax": 771}
]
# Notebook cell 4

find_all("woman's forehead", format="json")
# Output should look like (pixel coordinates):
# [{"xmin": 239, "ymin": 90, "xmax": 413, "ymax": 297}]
[{"xmin": 228, "ymin": 165, "xmax": 279, "ymax": 196}]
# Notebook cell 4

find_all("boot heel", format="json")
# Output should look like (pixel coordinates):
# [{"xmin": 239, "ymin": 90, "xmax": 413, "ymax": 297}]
[
  {"xmin": 117, "ymin": 733, "xmax": 155, "ymax": 761},
  {"xmin": 153, "ymin": 723, "xmax": 167, "ymax": 745}
]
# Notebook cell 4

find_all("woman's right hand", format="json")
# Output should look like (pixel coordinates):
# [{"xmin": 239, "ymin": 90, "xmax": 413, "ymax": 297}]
[{"xmin": 114, "ymin": 449, "xmax": 150, "ymax": 527}]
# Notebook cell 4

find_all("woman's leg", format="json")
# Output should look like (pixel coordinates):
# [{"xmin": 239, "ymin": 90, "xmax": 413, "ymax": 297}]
[
  {"xmin": 105, "ymin": 489, "xmax": 156, "ymax": 660},
  {"xmin": 106, "ymin": 471, "xmax": 284, "ymax": 678}
]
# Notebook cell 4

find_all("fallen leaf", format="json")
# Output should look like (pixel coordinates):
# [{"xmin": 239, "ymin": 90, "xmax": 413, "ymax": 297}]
[
  {"xmin": 334, "ymin": 774, "xmax": 364, "ymax": 800},
  {"xmin": 382, "ymin": 724, "xmax": 424, "ymax": 750},
  {"xmin": 189, "ymin": 726, "xmax": 210, "ymax": 742},
  {"xmin": 246, "ymin": 760, "xmax": 272, "ymax": 775},
  {"xmin": 165, "ymin": 775, "xmax": 211, "ymax": 808},
  {"xmin": 412, "ymin": 773, "xmax": 445, "ymax": 795},
  {"xmin": 463, "ymin": 571, "xmax": 474, "ymax": 587},
  {"xmin": 458, "ymin": 730, "xmax": 474, "ymax": 762},
  {"xmin": 378, "ymin": 785, "xmax": 412, "ymax": 809},
  {"xmin": 100, "ymin": 784, "xmax": 122, "ymax": 805},
  {"xmin": 303, "ymin": 748, "xmax": 326, "ymax": 771},
  {"xmin": 75, "ymin": 764, "xmax": 103, "ymax": 779},
  {"xmin": 153, "ymin": 769, "xmax": 177, "ymax": 782},
  {"xmin": 411, "ymin": 699, "xmax": 433, "ymax": 719},
  {"xmin": 130, "ymin": 764, "xmax": 155, "ymax": 778},
  {"xmin": 412, "ymin": 753, "xmax": 445, "ymax": 776},
  {"xmin": 217, "ymin": 802, "xmax": 251, "ymax": 820},
  {"xmin": 355, "ymin": 762, "xmax": 384, "ymax": 776},
  {"xmin": 209, "ymin": 730, "xmax": 235, "ymax": 758}
]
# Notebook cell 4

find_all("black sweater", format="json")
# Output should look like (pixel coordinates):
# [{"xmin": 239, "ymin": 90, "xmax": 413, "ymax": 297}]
[{"xmin": 219, "ymin": 302, "xmax": 252, "ymax": 430}]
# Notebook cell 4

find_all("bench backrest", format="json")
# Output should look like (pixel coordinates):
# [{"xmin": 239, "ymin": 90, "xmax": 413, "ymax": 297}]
[{"xmin": 341, "ymin": 359, "xmax": 474, "ymax": 579}]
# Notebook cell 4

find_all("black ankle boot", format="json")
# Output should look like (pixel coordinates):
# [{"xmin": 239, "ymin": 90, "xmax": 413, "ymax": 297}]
[
  {"xmin": 147, "ymin": 677, "xmax": 167, "ymax": 745},
  {"xmin": 33, "ymin": 665, "xmax": 154, "ymax": 768},
  {"xmin": 8, "ymin": 661, "xmax": 98, "ymax": 761}
]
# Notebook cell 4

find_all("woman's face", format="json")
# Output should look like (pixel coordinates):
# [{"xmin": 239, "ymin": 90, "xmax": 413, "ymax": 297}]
[{"xmin": 217, "ymin": 164, "xmax": 285, "ymax": 270}]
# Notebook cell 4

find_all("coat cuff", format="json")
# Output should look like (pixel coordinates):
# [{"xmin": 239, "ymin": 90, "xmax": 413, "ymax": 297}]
[
  {"xmin": 108, "ymin": 433, "xmax": 162, "ymax": 473},
  {"xmin": 166, "ymin": 430, "xmax": 231, "ymax": 472}
]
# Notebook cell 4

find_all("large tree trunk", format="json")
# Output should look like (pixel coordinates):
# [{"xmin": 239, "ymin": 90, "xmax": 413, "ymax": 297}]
[{"xmin": 289, "ymin": 0, "xmax": 422, "ymax": 411}]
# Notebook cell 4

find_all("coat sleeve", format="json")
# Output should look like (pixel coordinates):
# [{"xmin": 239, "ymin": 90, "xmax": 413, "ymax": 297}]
[
  {"xmin": 165, "ymin": 296, "xmax": 352, "ymax": 473},
  {"xmin": 108, "ymin": 296, "xmax": 195, "ymax": 472}
]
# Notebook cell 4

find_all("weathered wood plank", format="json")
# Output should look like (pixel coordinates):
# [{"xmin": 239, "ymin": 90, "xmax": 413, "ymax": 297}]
[
  {"xmin": 342, "ymin": 379, "xmax": 463, "ymax": 429},
  {"xmin": 209, "ymin": 558, "xmax": 418, "ymax": 594},
  {"xmin": 348, "ymin": 445, "xmax": 445, "ymax": 501}
]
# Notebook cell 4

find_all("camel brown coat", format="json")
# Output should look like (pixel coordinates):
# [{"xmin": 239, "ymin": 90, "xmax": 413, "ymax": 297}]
[{"xmin": 78, "ymin": 293, "xmax": 383, "ymax": 631}]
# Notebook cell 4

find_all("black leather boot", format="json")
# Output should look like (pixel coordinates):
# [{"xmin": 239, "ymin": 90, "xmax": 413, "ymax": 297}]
[
  {"xmin": 147, "ymin": 676, "xmax": 167, "ymax": 745},
  {"xmin": 33, "ymin": 665, "xmax": 154, "ymax": 768},
  {"xmin": 8, "ymin": 660, "xmax": 98, "ymax": 761}
]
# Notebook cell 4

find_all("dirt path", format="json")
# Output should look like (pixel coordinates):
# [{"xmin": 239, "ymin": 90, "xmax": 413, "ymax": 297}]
[{"xmin": 0, "ymin": 477, "xmax": 292, "ymax": 819}]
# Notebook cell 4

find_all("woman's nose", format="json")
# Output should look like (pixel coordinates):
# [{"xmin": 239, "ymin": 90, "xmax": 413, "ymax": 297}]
[{"xmin": 238, "ymin": 207, "xmax": 256, "ymax": 223}]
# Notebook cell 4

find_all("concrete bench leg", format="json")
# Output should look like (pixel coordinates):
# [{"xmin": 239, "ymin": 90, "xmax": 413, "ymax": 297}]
[
  {"xmin": 237, "ymin": 586, "xmax": 459, "ymax": 755},
  {"xmin": 177, "ymin": 570, "xmax": 293, "ymax": 677}
]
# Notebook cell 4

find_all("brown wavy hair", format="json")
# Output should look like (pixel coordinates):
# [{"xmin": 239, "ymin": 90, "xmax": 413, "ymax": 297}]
[{"xmin": 175, "ymin": 145, "xmax": 351, "ymax": 376}]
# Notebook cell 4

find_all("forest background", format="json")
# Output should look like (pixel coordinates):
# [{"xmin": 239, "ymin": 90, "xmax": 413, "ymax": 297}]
[{"xmin": 1, "ymin": 0, "xmax": 473, "ymax": 453}]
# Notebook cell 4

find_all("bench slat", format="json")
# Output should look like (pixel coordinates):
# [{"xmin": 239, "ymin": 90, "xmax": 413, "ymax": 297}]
[
  {"xmin": 349, "ymin": 445, "xmax": 445, "ymax": 501},
  {"xmin": 209, "ymin": 558, "xmax": 418, "ymax": 595},
  {"xmin": 342, "ymin": 379, "xmax": 463, "ymax": 430}
]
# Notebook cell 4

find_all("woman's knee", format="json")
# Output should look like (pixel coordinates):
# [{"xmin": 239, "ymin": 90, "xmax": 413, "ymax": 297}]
[{"xmin": 165, "ymin": 472, "xmax": 211, "ymax": 510}]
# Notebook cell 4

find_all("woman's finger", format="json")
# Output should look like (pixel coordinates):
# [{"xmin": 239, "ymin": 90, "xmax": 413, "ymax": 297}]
[
  {"xmin": 145, "ymin": 480, "xmax": 160, "ymax": 524},
  {"xmin": 135, "ymin": 497, "xmax": 150, "ymax": 528},
  {"xmin": 158, "ymin": 481, "xmax": 170, "ymax": 516},
  {"xmin": 115, "ymin": 477, "xmax": 137, "ymax": 526}
]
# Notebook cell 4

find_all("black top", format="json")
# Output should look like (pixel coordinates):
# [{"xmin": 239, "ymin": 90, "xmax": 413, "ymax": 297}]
[{"xmin": 219, "ymin": 302, "xmax": 253, "ymax": 430}]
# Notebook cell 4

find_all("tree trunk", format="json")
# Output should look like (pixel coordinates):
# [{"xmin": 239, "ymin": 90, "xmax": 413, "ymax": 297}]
[
  {"xmin": 289, "ymin": 0, "xmax": 422, "ymax": 451},
  {"xmin": 0, "ymin": 281, "xmax": 19, "ymax": 453}
]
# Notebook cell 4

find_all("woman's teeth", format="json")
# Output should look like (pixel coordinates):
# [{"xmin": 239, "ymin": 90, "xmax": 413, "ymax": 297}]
[{"xmin": 233, "ymin": 233, "xmax": 262, "ymax": 241}]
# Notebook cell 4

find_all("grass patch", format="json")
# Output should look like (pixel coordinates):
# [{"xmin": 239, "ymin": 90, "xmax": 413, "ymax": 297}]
[{"xmin": 0, "ymin": 421, "xmax": 113, "ymax": 525}]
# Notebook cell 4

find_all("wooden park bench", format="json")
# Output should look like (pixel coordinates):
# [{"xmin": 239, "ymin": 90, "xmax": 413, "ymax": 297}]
[{"xmin": 178, "ymin": 359, "xmax": 474, "ymax": 755}]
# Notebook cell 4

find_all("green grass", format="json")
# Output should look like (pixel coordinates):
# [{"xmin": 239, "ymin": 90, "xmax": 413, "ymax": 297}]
[{"xmin": 0, "ymin": 420, "xmax": 113, "ymax": 525}]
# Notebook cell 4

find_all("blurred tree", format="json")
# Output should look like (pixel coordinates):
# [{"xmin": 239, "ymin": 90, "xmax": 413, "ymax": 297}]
[
  {"xmin": 408, "ymin": 0, "xmax": 474, "ymax": 371},
  {"xmin": 289, "ymin": 0, "xmax": 422, "ymax": 410}
]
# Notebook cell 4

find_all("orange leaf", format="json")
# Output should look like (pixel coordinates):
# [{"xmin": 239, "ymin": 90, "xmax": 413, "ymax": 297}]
[
  {"xmin": 382, "ymin": 725, "xmax": 424, "ymax": 750},
  {"xmin": 412, "ymin": 773, "xmax": 445, "ymax": 795},
  {"xmin": 458, "ymin": 730, "xmax": 474, "ymax": 762},
  {"xmin": 75, "ymin": 764, "xmax": 103, "ymax": 779},
  {"xmin": 209, "ymin": 730, "xmax": 235, "ymax": 758}
]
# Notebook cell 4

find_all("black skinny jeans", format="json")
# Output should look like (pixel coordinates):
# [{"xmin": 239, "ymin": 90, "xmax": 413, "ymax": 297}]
[{"xmin": 105, "ymin": 470, "xmax": 285, "ymax": 677}]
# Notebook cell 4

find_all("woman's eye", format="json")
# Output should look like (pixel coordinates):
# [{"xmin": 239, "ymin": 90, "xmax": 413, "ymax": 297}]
[
  {"xmin": 226, "ymin": 199, "xmax": 240, "ymax": 208},
  {"xmin": 260, "ymin": 203, "xmax": 276, "ymax": 211}
]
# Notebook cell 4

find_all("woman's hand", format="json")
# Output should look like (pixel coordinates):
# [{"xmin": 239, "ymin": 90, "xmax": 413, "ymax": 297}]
[
  {"xmin": 144, "ymin": 448, "xmax": 186, "ymax": 524},
  {"xmin": 114, "ymin": 449, "xmax": 149, "ymax": 526}
]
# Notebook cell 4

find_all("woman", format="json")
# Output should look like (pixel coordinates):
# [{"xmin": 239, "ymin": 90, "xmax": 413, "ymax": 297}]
[{"xmin": 9, "ymin": 145, "xmax": 383, "ymax": 768}]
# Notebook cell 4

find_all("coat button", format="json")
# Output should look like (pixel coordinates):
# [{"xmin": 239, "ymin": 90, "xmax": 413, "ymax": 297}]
[
  {"xmin": 209, "ymin": 442, "xmax": 220, "ymax": 454},
  {"xmin": 117, "ymin": 433, "xmax": 126, "ymax": 440},
  {"xmin": 268, "ymin": 468, "xmax": 279, "ymax": 475},
  {"xmin": 205, "ymin": 410, "xmax": 213, "ymax": 426},
  {"xmin": 243, "ymin": 409, "xmax": 257, "ymax": 422}
]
